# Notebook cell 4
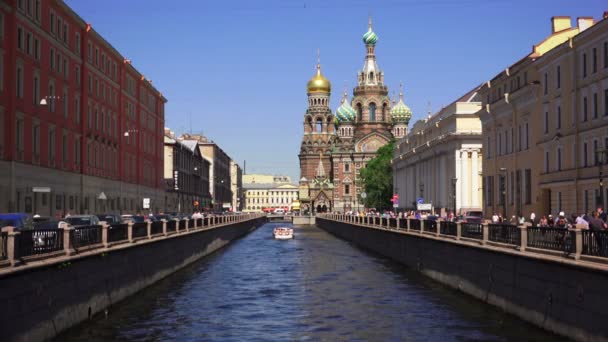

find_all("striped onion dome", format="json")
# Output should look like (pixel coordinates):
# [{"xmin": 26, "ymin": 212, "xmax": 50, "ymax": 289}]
[
  {"xmin": 336, "ymin": 92, "xmax": 356, "ymax": 123},
  {"xmin": 362, "ymin": 17, "xmax": 378, "ymax": 45},
  {"xmin": 391, "ymin": 84, "xmax": 412, "ymax": 123}
]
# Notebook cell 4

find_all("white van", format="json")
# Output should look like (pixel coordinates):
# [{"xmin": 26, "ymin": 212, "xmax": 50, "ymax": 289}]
[{"xmin": 274, "ymin": 208, "xmax": 285, "ymax": 215}]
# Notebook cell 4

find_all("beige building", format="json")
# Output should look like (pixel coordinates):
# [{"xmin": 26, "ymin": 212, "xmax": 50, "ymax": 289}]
[
  {"xmin": 243, "ymin": 174, "xmax": 298, "ymax": 212},
  {"xmin": 230, "ymin": 161, "xmax": 243, "ymax": 212},
  {"xmin": 479, "ymin": 14, "xmax": 607, "ymax": 218},
  {"xmin": 393, "ymin": 88, "xmax": 482, "ymax": 214}
]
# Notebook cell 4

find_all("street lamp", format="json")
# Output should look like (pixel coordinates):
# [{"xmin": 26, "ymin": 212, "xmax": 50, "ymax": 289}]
[
  {"xmin": 596, "ymin": 149, "xmax": 608, "ymax": 209},
  {"xmin": 499, "ymin": 167, "xmax": 507, "ymax": 220},
  {"xmin": 451, "ymin": 177, "xmax": 457, "ymax": 218}
]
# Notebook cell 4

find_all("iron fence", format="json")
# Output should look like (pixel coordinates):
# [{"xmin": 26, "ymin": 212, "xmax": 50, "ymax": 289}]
[
  {"xmin": 409, "ymin": 219, "xmax": 421, "ymax": 231},
  {"xmin": 389, "ymin": 218, "xmax": 397, "ymax": 228},
  {"xmin": 582, "ymin": 230, "xmax": 608, "ymax": 257},
  {"xmin": 167, "ymin": 220, "xmax": 178, "ymax": 231},
  {"xmin": 108, "ymin": 224, "xmax": 128, "ymax": 242},
  {"xmin": 18, "ymin": 228, "xmax": 64, "ymax": 257},
  {"xmin": 1, "ymin": 231, "xmax": 7, "ymax": 259},
  {"xmin": 71, "ymin": 225, "xmax": 102, "ymax": 249},
  {"xmin": 203, "ymin": 218, "xmax": 209, "ymax": 226},
  {"xmin": 488, "ymin": 224, "xmax": 520, "ymax": 246},
  {"xmin": 132, "ymin": 223, "xmax": 148, "ymax": 238},
  {"xmin": 151, "ymin": 221, "xmax": 164, "ymax": 235},
  {"xmin": 195, "ymin": 218, "xmax": 203, "ymax": 227},
  {"xmin": 461, "ymin": 223, "xmax": 483, "ymax": 239},
  {"xmin": 527, "ymin": 227, "xmax": 574, "ymax": 253},
  {"xmin": 425, "ymin": 220, "xmax": 437, "ymax": 233},
  {"xmin": 179, "ymin": 220, "xmax": 187, "ymax": 231},
  {"xmin": 439, "ymin": 221, "xmax": 457, "ymax": 236}
]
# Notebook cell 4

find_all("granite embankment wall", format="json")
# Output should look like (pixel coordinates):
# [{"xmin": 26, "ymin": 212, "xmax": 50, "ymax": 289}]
[
  {"xmin": 317, "ymin": 217, "xmax": 608, "ymax": 342},
  {"xmin": 0, "ymin": 217, "xmax": 265, "ymax": 342}
]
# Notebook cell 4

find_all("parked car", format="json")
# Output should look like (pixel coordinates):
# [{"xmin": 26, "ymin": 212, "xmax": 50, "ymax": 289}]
[
  {"xmin": 154, "ymin": 214, "xmax": 175, "ymax": 221},
  {"xmin": 466, "ymin": 211, "xmax": 483, "ymax": 218},
  {"xmin": 64, "ymin": 215, "xmax": 100, "ymax": 227},
  {"xmin": 34, "ymin": 219, "xmax": 66, "ymax": 229},
  {"xmin": 0, "ymin": 213, "xmax": 33, "ymax": 230},
  {"xmin": 97, "ymin": 214, "xmax": 122, "ymax": 225},
  {"xmin": 459, "ymin": 216, "xmax": 483, "ymax": 224}
]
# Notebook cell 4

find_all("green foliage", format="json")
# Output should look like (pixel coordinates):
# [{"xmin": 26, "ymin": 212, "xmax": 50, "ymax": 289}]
[{"xmin": 359, "ymin": 141, "xmax": 394, "ymax": 210}]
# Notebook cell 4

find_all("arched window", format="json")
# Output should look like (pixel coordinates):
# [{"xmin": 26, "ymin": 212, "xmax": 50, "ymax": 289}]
[
  {"xmin": 356, "ymin": 103, "xmax": 363, "ymax": 121},
  {"xmin": 382, "ymin": 103, "xmax": 387, "ymax": 121},
  {"xmin": 316, "ymin": 118, "xmax": 323, "ymax": 132},
  {"xmin": 369, "ymin": 72, "xmax": 374, "ymax": 83},
  {"xmin": 369, "ymin": 102, "xmax": 376, "ymax": 122}
]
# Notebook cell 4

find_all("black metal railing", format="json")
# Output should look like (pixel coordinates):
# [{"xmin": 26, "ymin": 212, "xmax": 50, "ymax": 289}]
[
  {"xmin": 488, "ymin": 224, "xmax": 520, "ymax": 246},
  {"xmin": 151, "ymin": 221, "xmax": 164, "ymax": 235},
  {"xmin": 203, "ymin": 218, "xmax": 209, "ymax": 226},
  {"xmin": 132, "ymin": 222, "xmax": 148, "ymax": 238},
  {"xmin": 389, "ymin": 218, "xmax": 397, "ymax": 228},
  {"xmin": 582, "ymin": 230, "xmax": 608, "ymax": 257},
  {"xmin": 527, "ymin": 227, "xmax": 574, "ymax": 253},
  {"xmin": 18, "ymin": 228, "xmax": 64, "ymax": 257},
  {"xmin": 1, "ymin": 231, "xmax": 7, "ymax": 259},
  {"xmin": 439, "ymin": 221, "xmax": 457, "ymax": 236},
  {"xmin": 424, "ymin": 220, "xmax": 437, "ymax": 233},
  {"xmin": 380, "ymin": 218, "xmax": 387, "ymax": 226},
  {"xmin": 409, "ymin": 219, "xmax": 421, "ymax": 231},
  {"xmin": 179, "ymin": 220, "xmax": 187, "ymax": 231},
  {"xmin": 108, "ymin": 224, "xmax": 128, "ymax": 242},
  {"xmin": 461, "ymin": 223, "xmax": 483, "ymax": 239},
  {"xmin": 195, "ymin": 218, "xmax": 203, "ymax": 228},
  {"xmin": 71, "ymin": 225, "xmax": 102, "ymax": 249},
  {"xmin": 167, "ymin": 220, "xmax": 178, "ymax": 231}
]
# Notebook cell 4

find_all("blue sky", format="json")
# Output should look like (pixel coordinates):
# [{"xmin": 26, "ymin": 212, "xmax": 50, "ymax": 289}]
[{"xmin": 66, "ymin": 0, "xmax": 606, "ymax": 182}]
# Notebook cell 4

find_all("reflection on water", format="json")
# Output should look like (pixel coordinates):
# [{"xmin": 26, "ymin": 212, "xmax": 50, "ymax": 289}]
[{"xmin": 58, "ymin": 223, "xmax": 561, "ymax": 341}]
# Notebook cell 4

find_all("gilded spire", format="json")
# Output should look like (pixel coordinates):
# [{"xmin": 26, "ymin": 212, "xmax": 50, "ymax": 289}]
[
  {"xmin": 368, "ymin": 14, "xmax": 372, "ymax": 30},
  {"xmin": 307, "ymin": 48, "xmax": 331, "ymax": 93},
  {"xmin": 399, "ymin": 81, "xmax": 404, "ymax": 100},
  {"xmin": 342, "ymin": 81, "xmax": 348, "ymax": 104}
]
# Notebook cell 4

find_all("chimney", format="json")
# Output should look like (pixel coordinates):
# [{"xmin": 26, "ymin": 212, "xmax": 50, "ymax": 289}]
[
  {"xmin": 551, "ymin": 16, "xmax": 571, "ymax": 33},
  {"xmin": 577, "ymin": 17, "xmax": 594, "ymax": 32}
]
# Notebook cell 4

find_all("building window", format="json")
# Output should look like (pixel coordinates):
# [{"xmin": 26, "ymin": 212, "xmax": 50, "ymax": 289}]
[
  {"xmin": 510, "ymin": 127, "xmax": 514, "ymax": 154},
  {"xmin": 344, "ymin": 184, "xmax": 350, "ymax": 195},
  {"xmin": 33, "ymin": 74, "xmax": 39, "ymax": 105},
  {"xmin": 62, "ymin": 133, "xmax": 68, "ymax": 163},
  {"xmin": 487, "ymin": 136, "xmax": 491, "ymax": 159},
  {"xmin": 593, "ymin": 48, "xmax": 597, "ymax": 74},
  {"xmin": 583, "ymin": 96, "xmax": 588, "ymax": 122},
  {"xmin": 63, "ymin": 89, "xmax": 68, "ymax": 119},
  {"xmin": 33, "ymin": 123, "xmax": 40, "ymax": 158},
  {"xmin": 74, "ymin": 137, "xmax": 80, "ymax": 165},
  {"xmin": 583, "ymin": 53, "xmax": 587, "ymax": 78},
  {"xmin": 497, "ymin": 132, "xmax": 502, "ymax": 156},
  {"xmin": 544, "ymin": 111, "xmax": 548, "ymax": 133},
  {"xmin": 75, "ymin": 96, "xmax": 80, "ymax": 123},
  {"xmin": 16, "ymin": 118, "xmax": 24, "ymax": 158},
  {"xmin": 34, "ymin": 38, "xmax": 40, "ymax": 60},
  {"xmin": 556, "ymin": 65, "xmax": 560, "ymax": 89},
  {"xmin": 525, "ymin": 169, "xmax": 531, "ymax": 205},
  {"xmin": 369, "ymin": 103, "xmax": 376, "ymax": 122},
  {"xmin": 17, "ymin": 27, "xmax": 23, "ymax": 50},
  {"xmin": 556, "ymin": 106, "xmax": 561, "ymax": 129},
  {"xmin": 50, "ymin": 48, "xmax": 55, "ymax": 70},
  {"xmin": 543, "ymin": 72, "xmax": 547, "ymax": 95},
  {"xmin": 48, "ymin": 127, "xmax": 56, "ymax": 164},
  {"xmin": 49, "ymin": 84, "xmax": 55, "ymax": 112},
  {"xmin": 594, "ymin": 140, "xmax": 599, "ymax": 166},
  {"xmin": 525, "ymin": 122, "xmax": 529, "ymax": 150},
  {"xmin": 556, "ymin": 148, "xmax": 562, "ymax": 171},
  {"xmin": 605, "ymin": 89, "xmax": 608, "ymax": 116},
  {"xmin": 593, "ymin": 93, "xmax": 598, "ymax": 119},
  {"xmin": 545, "ymin": 151, "xmax": 549, "ymax": 173},
  {"xmin": 583, "ymin": 142, "xmax": 588, "ymax": 167},
  {"xmin": 344, "ymin": 163, "xmax": 350, "ymax": 172},
  {"xmin": 16, "ymin": 65, "xmax": 24, "ymax": 98}
]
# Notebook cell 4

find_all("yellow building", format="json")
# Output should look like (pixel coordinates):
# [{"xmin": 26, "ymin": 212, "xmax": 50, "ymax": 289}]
[
  {"xmin": 479, "ymin": 14, "xmax": 607, "ymax": 218},
  {"xmin": 242, "ymin": 174, "xmax": 298, "ymax": 213}
]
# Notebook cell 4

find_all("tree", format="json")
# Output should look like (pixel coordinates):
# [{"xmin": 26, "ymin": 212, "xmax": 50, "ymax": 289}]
[{"xmin": 359, "ymin": 141, "xmax": 394, "ymax": 210}]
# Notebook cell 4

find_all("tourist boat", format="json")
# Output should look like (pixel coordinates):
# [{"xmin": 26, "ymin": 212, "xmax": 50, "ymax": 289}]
[{"xmin": 273, "ymin": 227, "xmax": 294, "ymax": 240}]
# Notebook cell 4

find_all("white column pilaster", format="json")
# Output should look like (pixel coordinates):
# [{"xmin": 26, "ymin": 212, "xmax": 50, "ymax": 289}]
[
  {"xmin": 471, "ymin": 150, "xmax": 479, "ymax": 208},
  {"xmin": 461, "ymin": 150, "xmax": 469, "ymax": 211},
  {"xmin": 455, "ymin": 149, "xmax": 461, "ymax": 214}
]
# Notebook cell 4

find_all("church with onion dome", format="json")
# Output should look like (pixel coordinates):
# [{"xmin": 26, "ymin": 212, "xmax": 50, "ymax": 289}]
[{"xmin": 298, "ymin": 18, "xmax": 412, "ymax": 214}]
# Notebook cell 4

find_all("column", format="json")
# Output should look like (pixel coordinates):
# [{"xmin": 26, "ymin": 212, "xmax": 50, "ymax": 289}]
[
  {"xmin": 471, "ymin": 150, "xmax": 479, "ymax": 208},
  {"xmin": 461, "ymin": 150, "xmax": 469, "ymax": 210},
  {"xmin": 455, "ymin": 149, "xmax": 462, "ymax": 214}
]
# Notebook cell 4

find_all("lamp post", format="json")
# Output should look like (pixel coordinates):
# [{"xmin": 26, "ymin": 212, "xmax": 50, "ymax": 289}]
[
  {"xmin": 451, "ymin": 177, "xmax": 457, "ymax": 218},
  {"xmin": 499, "ymin": 167, "xmax": 507, "ymax": 220},
  {"xmin": 596, "ymin": 149, "xmax": 608, "ymax": 209}
]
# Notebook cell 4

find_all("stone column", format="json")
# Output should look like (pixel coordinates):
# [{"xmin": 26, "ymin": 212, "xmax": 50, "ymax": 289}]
[
  {"xmin": 62, "ymin": 223, "xmax": 75, "ymax": 255},
  {"xmin": 173, "ymin": 218, "xmax": 180, "ymax": 233},
  {"xmin": 127, "ymin": 222, "xmax": 134, "ymax": 243},
  {"xmin": 161, "ymin": 219, "xmax": 168, "ymax": 236},
  {"xmin": 185, "ymin": 219, "xmax": 190, "ymax": 232},
  {"xmin": 519, "ymin": 225, "xmax": 528, "ymax": 251},
  {"xmin": 2, "ymin": 226, "xmax": 20, "ymax": 267},
  {"xmin": 100, "ymin": 221, "xmax": 109, "ymax": 248},
  {"xmin": 147, "ymin": 221, "xmax": 152, "ymax": 239},
  {"xmin": 472, "ymin": 150, "xmax": 480, "ymax": 208},
  {"xmin": 461, "ymin": 150, "xmax": 469, "ymax": 211},
  {"xmin": 482, "ymin": 222, "xmax": 489, "ymax": 245}
]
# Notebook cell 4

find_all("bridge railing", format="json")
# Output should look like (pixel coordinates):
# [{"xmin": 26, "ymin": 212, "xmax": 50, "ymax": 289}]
[
  {"xmin": 0, "ymin": 213, "xmax": 263, "ymax": 268},
  {"xmin": 323, "ymin": 214, "xmax": 604, "ymax": 263}
]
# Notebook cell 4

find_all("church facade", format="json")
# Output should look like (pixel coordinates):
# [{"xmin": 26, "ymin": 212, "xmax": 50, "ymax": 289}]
[{"xmin": 298, "ymin": 19, "xmax": 412, "ymax": 213}]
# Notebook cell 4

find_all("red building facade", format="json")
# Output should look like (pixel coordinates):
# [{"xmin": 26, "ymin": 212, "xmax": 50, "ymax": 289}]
[{"xmin": 0, "ymin": 0, "xmax": 167, "ymax": 215}]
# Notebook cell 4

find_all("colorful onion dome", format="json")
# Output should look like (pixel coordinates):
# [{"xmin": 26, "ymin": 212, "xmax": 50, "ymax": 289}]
[
  {"xmin": 362, "ymin": 17, "xmax": 378, "ymax": 45},
  {"xmin": 307, "ymin": 60, "xmax": 331, "ymax": 94},
  {"xmin": 336, "ymin": 91, "xmax": 356, "ymax": 123},
  {"xmin": 391, "ymin": 83, "xmax": 412, "ymax": 123}
]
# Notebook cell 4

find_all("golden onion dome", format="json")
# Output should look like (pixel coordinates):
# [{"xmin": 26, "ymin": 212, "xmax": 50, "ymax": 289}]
[{"xmin": 307, "ymin": 64, "xmax": 331, "ymax": 94}]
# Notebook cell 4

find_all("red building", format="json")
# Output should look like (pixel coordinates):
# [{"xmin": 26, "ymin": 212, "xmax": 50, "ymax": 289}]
[{"xmin": 0, "ymin": 0, "xmax": 167, "ymax": 215}]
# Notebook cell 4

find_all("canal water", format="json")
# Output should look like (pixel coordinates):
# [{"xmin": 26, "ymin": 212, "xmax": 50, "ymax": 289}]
[{"xmin": 59, "ymin": 223, "xmax": 561, "ymax": 341}]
